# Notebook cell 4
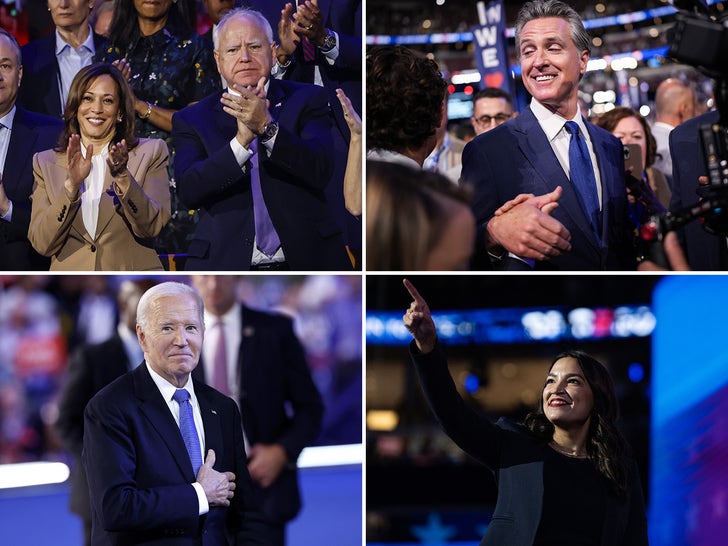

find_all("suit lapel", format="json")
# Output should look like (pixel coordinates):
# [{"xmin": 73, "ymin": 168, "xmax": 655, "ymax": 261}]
[
  {"xmin": 266, "ymin": 80, "xmax": 286, "ymax": 120},
  {"xmin": 588, "ymin": 124, "xmax": 617, "ymax": 246},
  {"xmin": 195, "ymin": 383, "xmax": 224, "ymax": 464},
  {"xmin": 515, "ymin": 108, "xmax": 600, "ymax": 252},
  {"xmin": 132, "ymin": 364, "xmax": 196, "ymax": 479},
  {"xmin": 5, "ymin": 110, "xmax": 36, "ymax": 198}
]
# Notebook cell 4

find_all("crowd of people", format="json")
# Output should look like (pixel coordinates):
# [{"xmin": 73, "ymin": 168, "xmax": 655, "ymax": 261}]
[
  {"xmin": 366, "ymin": 0, "xmax": 722, "ymax": 271},
  {"xmin": 0, "ymin": 0, "xmax": 362, "ymax": 271}
]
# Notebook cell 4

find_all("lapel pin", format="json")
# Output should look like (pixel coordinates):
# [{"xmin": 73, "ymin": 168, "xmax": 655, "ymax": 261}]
[{"xmin": 211, "ymin": 409, "xmax": 217, "ymax": 415}]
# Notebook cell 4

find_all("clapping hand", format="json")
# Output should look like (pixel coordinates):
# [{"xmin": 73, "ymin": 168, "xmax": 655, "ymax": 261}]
[
  {"xmin": 336, "ymin": 88, "xmax": 361, "ymax": 137},
  {"xmin": 66, "ymin": 134, "xmax": 91, "ymax": 197},
  {"xmin": 402, "ymin": 279, "xmax": 437, "ymax": 354}
]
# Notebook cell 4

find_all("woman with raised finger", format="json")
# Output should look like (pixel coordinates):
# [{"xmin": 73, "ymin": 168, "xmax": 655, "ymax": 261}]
[
  {"xmin": 29, "ymin": 63, "xmax": 171, "ymax": 271},
  {"xmin": 402, "ymin": 278, "xmax": 648, "ymax": 546}
]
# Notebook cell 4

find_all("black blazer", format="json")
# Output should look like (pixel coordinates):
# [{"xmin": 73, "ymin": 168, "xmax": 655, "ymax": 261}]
[
  {"xmin": 56, "ymin": 335, "xmax": 132, "ymax": 521},
  {"xmin": 411, "ymin": 342, "xmax": 648, "ymax": 546},
  {"xmin": 193, "ymin": 305, "xmax": 324, "ymax": 524},
  {"xmin": 461, "ymin": 106, "xmax": 635, "ymax": 270},
  {"xmin": 669, "ymin": 110, "xmax": 724, "ymax": 270},
  {"xmin": 0, "ymin": 106, "xmax": 62, "ymax": 270},
  {"xmin": 83, "ymin": 363, "xmax": 266, "ymax": 545},
  {"xmin": 18, "ymin": 31, "xmax": 107, "ymax": 119},
  {"xmin": 172, "ymin": 79, "xmax": 351, "ymax": 270}
]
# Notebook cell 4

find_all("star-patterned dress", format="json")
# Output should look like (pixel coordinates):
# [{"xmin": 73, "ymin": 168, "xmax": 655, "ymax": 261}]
[{"xmin": 95, "ymin": 24, "xmax": 220, "ymax": 258}]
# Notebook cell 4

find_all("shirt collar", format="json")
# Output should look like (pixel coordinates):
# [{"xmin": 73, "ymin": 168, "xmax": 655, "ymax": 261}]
[
  {"xmin": 203, "ymin": 304, "xmax": 239, "ymax": 330},
  {"xmin": 366, "ymin": 148, "xmax": 422, "ymax": 170},
  {"xmin": 530, "ymin": 98, "xmax": 589, "ymax": 143},
  {"xmin": 55, "ymin": 25, "xmax": 95, "ymax": 55},
  {"xmin": 226, "ymin": 80, "xmax": 271, "ymax": 96},
  {"xmin": 0, "ymin": 105, "xmax": 16, "ymax": 130},
  {"xmin": 145, "ymin": 360, "xmax": 196, "ymax": 404}
]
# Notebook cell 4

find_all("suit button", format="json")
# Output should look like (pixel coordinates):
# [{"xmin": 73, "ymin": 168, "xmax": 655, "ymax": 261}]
[
  {"xmin": 90, "ymin": 244, "xmax": 96, "ymax": 252},
  {"xmin": 57, "ymin": 216, "xmax": 62, "ymax": 222}
]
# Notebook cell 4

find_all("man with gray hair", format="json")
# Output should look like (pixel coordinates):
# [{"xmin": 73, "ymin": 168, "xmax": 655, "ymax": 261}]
[
  {"xmin": 172, "ymin": 8, "xmax": 351, "ymax": 271},
  {"xmin": 461, "ymin": 0, "xmax": 635, "ymax": 270},
  {"xmin": 83, "ymin": 281, "xmax": 266, "ymax": 544}
]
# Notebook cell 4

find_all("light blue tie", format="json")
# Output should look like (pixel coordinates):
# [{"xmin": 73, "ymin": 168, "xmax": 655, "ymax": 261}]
[
  {"xmin": 564, "ymin": 121, "xmax": 601, "ymax": 238},
  {"xmin": 172, "ymin": 389, "xmax": 202, "ymax": 476},
  {"xmin": 249, "ymin": 139, "xmax": 281, "ymax": 256}
]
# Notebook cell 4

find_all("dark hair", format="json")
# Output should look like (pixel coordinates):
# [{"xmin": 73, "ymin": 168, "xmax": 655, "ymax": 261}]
[
  {"xmin": 524, "ymin": 350, "xmax": 629, "ymax": 497},
  {"xmin": 57, "ymin": 63, "xmax": 139, "ymax": 151},
  {"xmin": 472, "ymin": 87, "xmax": 514, "ymax": 109},
  {"xmin": 366, "ymin": 46, "xmax": 447, "ymax": 153},
  {"xmin": 515, "ymin": 0, "xmax": 591, "ymax": 59},
  {"xmin": 366, "ymin": 160, "xmax": 472, "ymax": 270},
  {"xmin": 107, "ymin": 0, "xmax": 196, "ymax": 47},
  {"xmin": 594, "ymin": 106, "xmax": 657, "ymax": 168}
]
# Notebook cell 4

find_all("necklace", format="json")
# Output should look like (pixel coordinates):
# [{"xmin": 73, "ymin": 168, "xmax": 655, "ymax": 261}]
[{"xmin": 549, "ymin": 441, "xmax": 587, "ymax": 458}]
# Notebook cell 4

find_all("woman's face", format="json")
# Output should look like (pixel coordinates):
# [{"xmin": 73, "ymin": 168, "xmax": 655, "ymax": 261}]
[
  {"xmin": 76, "ymin": 74, "xmax": 120, "ymax": 146},
  {"xmin": 133, "ymin": 0, "xmax": 173, "ymax": 22},
  {"xmin": 542, "ymin": 357, "xmax": 595, "ymax": 431},
  {"xmin": 612, "ymin": 116, "xmax": 647, "ymax": 172}
]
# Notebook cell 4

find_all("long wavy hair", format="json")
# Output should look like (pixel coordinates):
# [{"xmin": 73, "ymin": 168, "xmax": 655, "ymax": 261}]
[
  {"xmin": 107, "ymin": 0, "xmax": 196, "ymax": 47},
  {"xmin": 57, "ymin": 63, "xmax": 139, "ymax": 151},
  {"xmin": 524, "ymin": 350, "xmax": 629, "ymax": 497}
]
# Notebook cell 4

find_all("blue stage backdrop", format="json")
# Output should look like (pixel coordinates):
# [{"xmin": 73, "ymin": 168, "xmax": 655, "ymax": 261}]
[{"xmin": 650, "ymin": 276, "xmax": 728, "ymax": 545}]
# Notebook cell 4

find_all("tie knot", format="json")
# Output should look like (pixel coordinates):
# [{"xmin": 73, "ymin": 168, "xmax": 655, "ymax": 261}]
[
  {"xmin": 173, "ymin": 389, "xmax": 190, "ymax": 404},
  {"xmin": 564, "ymin": 121, "xmax": 580, "ymax": 136}
]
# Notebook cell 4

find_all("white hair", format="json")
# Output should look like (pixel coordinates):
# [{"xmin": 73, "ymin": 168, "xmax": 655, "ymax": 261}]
[
  {"xmin": 136, "ymin": 282, "xmax": 204, "ymax": 331},
  {"xmin": 214, "ymin": 7, "xmax": 274, "ymax": 50}
]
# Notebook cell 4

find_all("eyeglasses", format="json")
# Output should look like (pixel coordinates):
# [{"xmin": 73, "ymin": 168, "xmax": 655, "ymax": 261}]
[{"xmin": 474, "ymin": 113, "xmax": 511, "ymax": 125}]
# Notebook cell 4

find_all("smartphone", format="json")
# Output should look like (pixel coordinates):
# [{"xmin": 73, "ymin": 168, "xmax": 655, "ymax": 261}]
[{"xmin": 623, "ymin": 143, "xmax": 643, "ymax": 175}]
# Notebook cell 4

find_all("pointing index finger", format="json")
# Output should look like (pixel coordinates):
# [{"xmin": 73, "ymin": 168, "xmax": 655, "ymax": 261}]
[{"xmin": 402, "ymin": 278, "xmax": 425, "ymax": 305}]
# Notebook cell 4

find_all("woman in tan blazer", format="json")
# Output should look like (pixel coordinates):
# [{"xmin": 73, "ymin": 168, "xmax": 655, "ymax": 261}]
[{"xmin": 29, "ymin": 63, "xmax": 171, "ymax": 271}]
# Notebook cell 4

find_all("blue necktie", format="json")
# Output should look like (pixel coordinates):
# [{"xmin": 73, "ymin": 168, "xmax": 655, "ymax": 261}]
[
  {"xmin": 564, "ymin": 121, "xmax": 601, "ymax": 237},
  {"xmin": 172, "ymin": 389, "xmax": 202, "ymax": 476},
  {"xmin": 249, "ymin": 139, "xmax": 281, "ymax": 256}
]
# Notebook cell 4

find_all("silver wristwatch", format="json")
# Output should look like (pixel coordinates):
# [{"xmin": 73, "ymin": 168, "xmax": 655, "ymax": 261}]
[{"xmin": 319, "ymin": 29, "xmax": 336, "ymax": 52}]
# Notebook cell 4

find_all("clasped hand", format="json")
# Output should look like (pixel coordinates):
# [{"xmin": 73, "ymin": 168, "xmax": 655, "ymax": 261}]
[
  {"xmin": 220, "ymin": 78, "xmax": 270, "ymax": 147},
  {"xmin": 196, "ymin": 449, "xmax": 236, "ymax": 507}
]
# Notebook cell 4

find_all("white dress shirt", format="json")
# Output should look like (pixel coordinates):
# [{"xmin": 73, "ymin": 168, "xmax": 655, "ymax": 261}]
[
  {"xmin": 56, "ymin": 27, "xmax": 95, "ymax": 111},
  {"xmin": 146, "ymin": 362, "xmax": 209, "ymax": 515},
  {"xmin": 79, "ymin": 143, "xmax": 109, "ymax": 239},
  {"xmin": 0, "ymin": 106, "xmax": 16, "ymax": 221}
]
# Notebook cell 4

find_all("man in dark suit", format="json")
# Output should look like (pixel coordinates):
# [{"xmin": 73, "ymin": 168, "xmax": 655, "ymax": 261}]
[
  {"xmin": 461, "ymin": 0, "xmax": 634, "ymax": 270},
  {"xmin": 17, "ymin": 0, "xmax": 105, "ymax": 118},
  {"xmin": 0, "ymin": 29, "xmax": 63, "ymax": 271},
  {"xmin": 669, "ymin": 109, "xmax": 728, "ymax": 270},
  {"xmin": 56, "ymin": 280, "xmax": 149, "ymax": 545},
  {"xmin": 190, "ymin": 275, "xmax": 323, "ymax": 546},
  {"xmin": 173, "ymin": 7, "xmax": 351, "ymax": 271},
  {"xmin": 83, "ymin": 281, "xmax": 266, "ymax": 545},
  {"xmin": 251, "ymin": 0, "xmax": 362, "ymax": 267}
]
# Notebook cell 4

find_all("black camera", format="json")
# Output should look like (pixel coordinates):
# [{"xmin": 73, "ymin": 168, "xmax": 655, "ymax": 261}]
[{"xmin": 641, "ymin": 0, "xmax": 728, "ymax": 246}]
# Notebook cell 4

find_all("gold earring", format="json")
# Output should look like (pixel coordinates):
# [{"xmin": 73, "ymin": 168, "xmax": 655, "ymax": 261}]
[{"xmin": 117, "ymin": 115, "xmax": 122, "ymax": 122}]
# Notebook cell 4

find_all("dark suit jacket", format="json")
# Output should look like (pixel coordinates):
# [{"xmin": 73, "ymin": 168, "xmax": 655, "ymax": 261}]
[
  {"xmin": 83, "ymin": 363, "xmax": 266, "ymax": 545},
  {"xmin": 411, "ymin": 342, "xmax": 648, "ymax": 546},
  {"xmin": 669, "ymin": 110, "xmax": 725, "ymax": 270},
  {"xmin": 18, "ymin": 31, "xmax": 107, "ymax": 119},
  {"xmin": 172, "ymin": 79, "xmax": 351, "ymax": 271},
  {"xmin": 0, "ymin": 107, "xmax": 62, "ymax": 270},
  {"xmin": 56, "ymin": 335, "xmax": 131, "ymax": 522},
  {"xmin": 461, "ymin": 106, "xmax": 635, "ymax": 270},
  {"xmin": 192, "ymin": 305, "xmax": 323, "ymax": 524}
]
